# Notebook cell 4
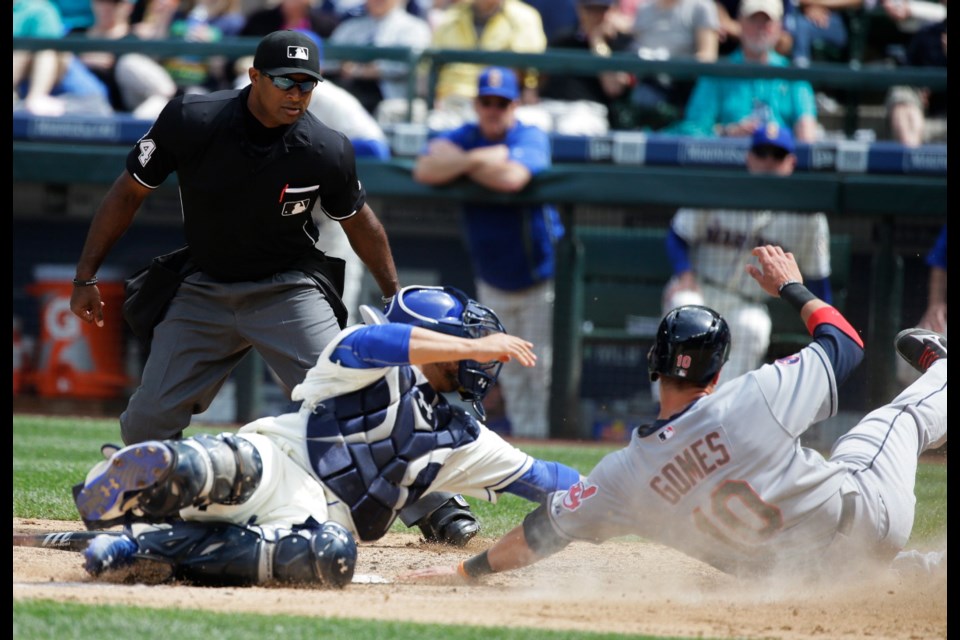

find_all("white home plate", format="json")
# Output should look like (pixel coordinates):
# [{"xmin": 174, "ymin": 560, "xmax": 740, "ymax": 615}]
[{"xmin": 352, "ymin": 573, "xmax": 391, "ymax": 584}]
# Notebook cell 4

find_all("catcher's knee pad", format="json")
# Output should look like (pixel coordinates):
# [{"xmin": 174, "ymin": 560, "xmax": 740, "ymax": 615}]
[
  {"xmin": 139, "ymin": 434, "xmax": 263, "ymax": 517},
  {"xmin": 416, "ymin": 495, "xmax": 480, "ymax": 547},
  {"xmin": 273, "ymin": 522, "xmax": 358, "ymax": 589}
]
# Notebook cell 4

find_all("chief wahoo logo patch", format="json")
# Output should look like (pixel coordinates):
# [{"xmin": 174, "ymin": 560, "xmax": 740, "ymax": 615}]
[{"xmin": 561, "ymin": 480, "xmax": 598, "ymax": 511}]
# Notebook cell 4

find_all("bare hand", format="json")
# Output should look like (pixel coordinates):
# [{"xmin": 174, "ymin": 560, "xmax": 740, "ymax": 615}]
[
  {"xmin": 70, "ymin": 286, "xmax": 105, "ymax": 327},
  {"xmin": 803, "ymin": 5, "xmax": 831, "ymax": 29},
  {"xmin": 745, "ymin": 245, "xmax": 804, "ymax": 298},
  {"xmin": 720, "ymin": 117, "xmax": 760, "ymax": 137},
  {"xmin": 662, "ymin": 271, "xmax": 702, "ymax": 310},
  {"xmin": 918, "ymin": 302, "xmax": 947, "ymax": 335},
  {"xmin": 882, "ymin": 0, "xmax": 910, "ymax": 22},
  {"xmin": 397, "ymin": 564, "xmax": 467, "ymax": 585},
  {"xmin": 470, "ymin": 333, "xmax": 537, "ymax": 367},
  {"xmin": 426, "ymin": 138, "xmax": 467, "ymax": 159},
  {"xmin": 467, "ymin": 144, "xmax": 510, "ymax": 164}
]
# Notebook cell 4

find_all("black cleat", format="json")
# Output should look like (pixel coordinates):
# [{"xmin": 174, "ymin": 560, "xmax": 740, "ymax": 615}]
[
  {"xmin": 895, "ymin": 328, "xmax": 947, "ymax": 374},
  {"xmin": 416, "ymin": 495, "xmax": 480, "ymax": 547}
]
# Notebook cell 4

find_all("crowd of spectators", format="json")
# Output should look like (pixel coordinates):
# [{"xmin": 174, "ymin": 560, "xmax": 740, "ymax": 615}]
[
  {"xmin": 13, "ymin": 0, "xmax": 948, "ymax": 143},
  {"xmin": 12, "ymin": 1, "xmax": 945, "ymax": 440}
]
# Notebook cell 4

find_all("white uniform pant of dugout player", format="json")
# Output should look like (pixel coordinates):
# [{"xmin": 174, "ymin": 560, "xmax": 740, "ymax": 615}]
[
  {"xmin": 476, "ymin": 279, "xmax": 554, "ymax": 439},
  {"xmin": 179, "ymin": 417, "xmax": 534, "ymax": 540}
]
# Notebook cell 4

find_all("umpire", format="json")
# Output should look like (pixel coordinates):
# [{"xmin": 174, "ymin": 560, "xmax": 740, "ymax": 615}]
[{"xmin": 69, "ymin": 30, "xmax": 400, "ymax": 443}]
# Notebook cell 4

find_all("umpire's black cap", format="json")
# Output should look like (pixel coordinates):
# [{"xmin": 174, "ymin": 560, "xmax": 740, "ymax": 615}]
[{"xmin": 253, "ymin": 30, "xmax": 324, "ymax": 83}]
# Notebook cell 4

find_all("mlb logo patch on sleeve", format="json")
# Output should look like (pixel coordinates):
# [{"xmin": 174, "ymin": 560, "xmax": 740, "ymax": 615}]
[{"xmin": 282, "ymin": 199, "xmax": 310, "ymax": 216}]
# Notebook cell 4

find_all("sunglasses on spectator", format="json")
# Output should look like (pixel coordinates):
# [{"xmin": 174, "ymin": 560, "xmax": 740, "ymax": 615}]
[
  {"xmin": 263, "ymin": 73, "xmax": 318, "ymax": 94},
  {"xmin": 477, "ymin": 96, "xmax": 512, "ymax": 110},
  {"xmin": 750, "ymin": 145, "xmax": 790, "ymax": 161}
]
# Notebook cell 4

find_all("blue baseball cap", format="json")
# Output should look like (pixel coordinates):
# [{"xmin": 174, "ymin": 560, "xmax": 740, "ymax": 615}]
[
  {"xmin": 751, "ymin": 121, "xmax": 795, "ymax": 154},
  {"xmin": 477, "ymin": 67, "xmax": 519, "ymax": 101}
]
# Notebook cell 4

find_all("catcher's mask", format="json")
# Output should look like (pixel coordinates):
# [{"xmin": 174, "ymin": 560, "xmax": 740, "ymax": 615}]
[
  {"xmin": 374, "ymin": 285, "xmax": 506, "ymax": 419},
  {"xmin": 648, "ymin": 305, "xmax": 731, "ymax": 385}
]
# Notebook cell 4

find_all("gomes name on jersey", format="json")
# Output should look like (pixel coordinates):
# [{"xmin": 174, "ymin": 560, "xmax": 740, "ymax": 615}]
[{"xmin": 649, "ymin": 431, "xmax": 731, "ymax": 505}]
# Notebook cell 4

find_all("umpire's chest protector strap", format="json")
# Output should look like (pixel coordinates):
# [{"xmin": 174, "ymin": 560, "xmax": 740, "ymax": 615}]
[{"xmin": 522, "ymin": 503, "xmax": 571, "ymax": 557}]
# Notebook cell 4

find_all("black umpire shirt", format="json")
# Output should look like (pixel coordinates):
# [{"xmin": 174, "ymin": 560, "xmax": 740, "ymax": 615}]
[{"xmin": 126, "ymin": 86, "xmax": 366, "ymax": 282}]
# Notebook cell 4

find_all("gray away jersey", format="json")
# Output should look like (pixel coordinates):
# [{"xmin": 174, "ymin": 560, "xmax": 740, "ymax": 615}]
[{"xmin": 547, "ymin": 342, "xmax": 851, "ymax": 575}]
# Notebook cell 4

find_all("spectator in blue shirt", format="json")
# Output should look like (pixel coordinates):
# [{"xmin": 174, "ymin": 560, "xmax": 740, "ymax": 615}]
[
  {"xmin": 665, "ymin": 0, "xmax": 819, "ymax": 142},
  {"xmin": 413, "ymin": 67, "xmax": 564, "ymax": 439}
]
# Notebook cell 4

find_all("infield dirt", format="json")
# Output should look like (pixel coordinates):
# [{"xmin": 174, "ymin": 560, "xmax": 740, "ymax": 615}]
[{"xmin": 13, "ymin": 517, "xmax": 946, "ymax": 639}]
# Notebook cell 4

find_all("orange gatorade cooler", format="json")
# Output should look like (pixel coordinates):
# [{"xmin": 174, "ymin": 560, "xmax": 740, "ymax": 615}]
[{"xmin": 27, "ymin": 265, "xmax": 129, "ymax": 399}]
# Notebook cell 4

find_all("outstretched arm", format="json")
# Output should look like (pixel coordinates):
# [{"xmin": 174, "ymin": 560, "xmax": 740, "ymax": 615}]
[
  {"xmin": 333, "ymin": 325, "xmax": 537, "ymax": 369},
  {"xmin": 402, "ymin": 506, "xmax": 563, "ymax": 584},
  {"xmin": 747, "ymin": 245, "xmax": 864, "ymax": 381},
  {"xmin": 746, "ymin": 245, "xmax": 829, "ymax": 323},
  {"xmin": 408, "ymin": 328, "xmax": 536, "ymax": 367}
]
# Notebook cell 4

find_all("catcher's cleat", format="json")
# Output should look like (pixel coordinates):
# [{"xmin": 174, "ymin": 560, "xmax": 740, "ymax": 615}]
[
  {"xmin": 416, "ymin": 495, "xmax": 480, "ymax": 547},
  {"xmin": 895, "ymin": 328, "xmax": 947, "ymax": 374},
  {"xmin": 100, "ymin": 443, "xmax": 121, "ymax": 459},
  {"xmin": 83, "ymin": 533, "xmax": 139, "ymax": 576},
  {"xmin": 74, "ymin": 441, "xmax": 174, "ymax": 525}
]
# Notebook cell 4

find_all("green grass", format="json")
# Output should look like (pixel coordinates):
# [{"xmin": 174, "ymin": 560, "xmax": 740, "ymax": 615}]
[{"xmin": 13, "ymin": 600, "xmax": 682, "ymax": 640}]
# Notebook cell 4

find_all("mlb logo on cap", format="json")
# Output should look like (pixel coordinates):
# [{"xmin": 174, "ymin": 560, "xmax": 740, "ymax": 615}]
[
  {"xmin": 253, "ymin": 30, "xmax": 324, "ymax": 82},
  {"xmin": 288, "ymin": 46, "xmax": 310, "ymax": 61}
]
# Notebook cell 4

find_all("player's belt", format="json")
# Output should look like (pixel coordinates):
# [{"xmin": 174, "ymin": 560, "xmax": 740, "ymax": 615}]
[{"xmin": 837, "ymin": 492, "xmax": 857, "ymax": 535}]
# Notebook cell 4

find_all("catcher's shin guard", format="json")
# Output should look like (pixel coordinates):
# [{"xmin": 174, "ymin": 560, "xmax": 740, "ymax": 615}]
[
  {"xmin": 74, "ymin": 434, "xmax": 263, "ymax": 528},
  {"xmin": 134, "ymin": 521, "xmax": 357, "ymax": 588},
  {"xmin": 273, "ymin": 522, "xmax": 358, "ymax": 588},
  {"xmin": 416, "ymin": 495, "xmax": 480, "ymax": 547}
]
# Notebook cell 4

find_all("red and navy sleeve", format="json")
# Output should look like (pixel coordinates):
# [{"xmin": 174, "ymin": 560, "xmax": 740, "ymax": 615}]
[{"xmin": 808, "ymin": 307, "xmax": 864, "ymax": 384}]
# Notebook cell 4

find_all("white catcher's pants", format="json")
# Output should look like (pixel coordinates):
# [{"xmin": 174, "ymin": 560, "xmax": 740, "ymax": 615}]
[{"xmin": 180, "ymin": 416, "xmax": 534, "ymax": 540}]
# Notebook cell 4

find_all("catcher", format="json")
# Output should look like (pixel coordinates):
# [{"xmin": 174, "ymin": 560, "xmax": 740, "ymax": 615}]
[
  {"xmin": 73, "ymin": 285, "xmax": 583, "ymax": 588},
  {"xmin": 404, "ymin": 245, "xmax": 947, "ymax": 584}
]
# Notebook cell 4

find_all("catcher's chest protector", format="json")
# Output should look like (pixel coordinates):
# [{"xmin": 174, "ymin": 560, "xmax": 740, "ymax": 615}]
[{"xmin": 305, "ymin": 365, "xmax": 481, "ymax": 541}]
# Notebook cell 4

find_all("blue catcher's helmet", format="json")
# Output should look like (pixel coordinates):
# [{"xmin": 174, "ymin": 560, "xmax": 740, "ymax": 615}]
[
  {"xmin": 648, "ymin": 305, "xmax": 731, "ymax": 385},
  {"xmin": 384, "ymin": 285, "xmax": 506, "ymax": 419}
]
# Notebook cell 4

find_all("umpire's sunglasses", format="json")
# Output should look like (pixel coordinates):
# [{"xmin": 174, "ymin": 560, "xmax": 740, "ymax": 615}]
[{"xmin": 263, "ymin": 72, "xmax": 318, "ymax": 93}]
